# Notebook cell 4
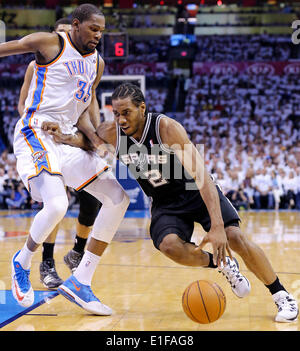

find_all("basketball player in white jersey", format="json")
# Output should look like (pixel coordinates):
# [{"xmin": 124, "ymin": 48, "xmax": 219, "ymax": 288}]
[
  {"xmin": 18, "ymin": 17, "xmax": 70, "ymax": 290},
  {"xmin": 0, "ymin": 4, "xmax": 129, "ymax": 315},
  {"xmin": 18, "ymin": 17, "xmax": 103, "ymax": 291}
]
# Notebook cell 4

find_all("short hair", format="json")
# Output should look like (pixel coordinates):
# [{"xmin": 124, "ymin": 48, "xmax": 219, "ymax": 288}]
[
  {"xmin": 54, "ymin": 17, "xmax": 71, "ymax": 31},
  {"xmin": 72, "ymin": 3, "xmax": 104, "ymax": 23},
  {"xmin": 112, "ymin": 83, "xmax": 145, "ymax": 108}
]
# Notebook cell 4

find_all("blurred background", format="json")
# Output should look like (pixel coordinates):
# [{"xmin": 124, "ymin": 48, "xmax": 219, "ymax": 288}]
[{"xmin": 0, "ymin": 0, "xmax": 299, "ymax": 213}]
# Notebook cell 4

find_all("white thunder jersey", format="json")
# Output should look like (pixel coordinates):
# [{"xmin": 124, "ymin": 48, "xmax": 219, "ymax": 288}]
[
  {"xmin": 23, "ymin": 31, "xmax": 99, "ymax": 134},
  {"xmin": 14, "ymin": 32, "xmax": 110, "ymax": 200}
]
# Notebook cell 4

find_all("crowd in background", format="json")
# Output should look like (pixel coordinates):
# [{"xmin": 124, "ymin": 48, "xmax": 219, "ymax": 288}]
[
  {"xmin": 183, "ymin": 72, "xmax": 300, "ymax": 210},
  {"xmin": 194, "ymin": 34, "xmax": 292, "ymax": 62}
]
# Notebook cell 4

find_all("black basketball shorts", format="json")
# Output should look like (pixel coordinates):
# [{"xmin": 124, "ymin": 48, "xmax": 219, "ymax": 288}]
[{"xmin": 149, "ymin": 186, "xmax": 241, "ymax": 250}]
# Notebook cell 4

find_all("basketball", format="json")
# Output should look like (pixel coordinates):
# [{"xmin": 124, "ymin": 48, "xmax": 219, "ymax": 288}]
[{"xmin": 182, "ymin": 280, "xmax": 226, "ymax": 324}]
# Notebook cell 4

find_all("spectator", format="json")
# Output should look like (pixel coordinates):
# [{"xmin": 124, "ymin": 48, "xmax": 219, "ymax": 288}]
[
  {"xmin": 296, "ymin": 167, "xmax": 300, "ymax": 210},
  {"xmin": 282, "ymin": 170, "xmax": 298, "ymax": 209},
  {"xmin": 1, "ymin": 168, "xmax": 18, "ymax": 207},
  {"xmin": 252, "ymin": 169, "xmax": 274, "ymax": 209},
  {"xmin": 270, "ymin": 170, "xmax": 284, "ymax": 211},
  {"xmin": 0, "ymin": 167, "xmax": 6, "ymax": 208},
  {"xmin": 5, "ymin": 182, "xmax": 28, "ymax": 209},
  {"xmin": 215, "ymin": 171, "xmax": 232, "ymax": 197},
  {"xmin": 230, "ymin": 187, "xmax": 250, "ymax": 210}
]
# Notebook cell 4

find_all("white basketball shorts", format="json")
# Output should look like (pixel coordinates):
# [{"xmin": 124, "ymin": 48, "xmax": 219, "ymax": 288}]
[{"xmin": 13, "ymin": 117, "xmax": 110, "ymax": 202}]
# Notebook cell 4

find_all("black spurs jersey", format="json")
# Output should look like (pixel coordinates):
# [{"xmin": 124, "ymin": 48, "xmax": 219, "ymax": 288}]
[{"xmin": 116, "ymin": 113, "xmax": 204, "ymax": 211}]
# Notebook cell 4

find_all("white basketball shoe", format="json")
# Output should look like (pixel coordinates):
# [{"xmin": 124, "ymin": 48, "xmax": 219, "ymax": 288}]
[
  {"xmin": 11, "ymin": 250, "xmax": 34, "ymax": 307},
  {"xmin": 218, "ymin": 256, "xmax": 251, "ymax": 298},
  {"xmin": 273, "ymin": 290, "xmax": 299, "ymax": 323}
]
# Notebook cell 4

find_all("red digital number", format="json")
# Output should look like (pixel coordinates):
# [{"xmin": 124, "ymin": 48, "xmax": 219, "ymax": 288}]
[{"xmin": 115, "ymin": 42, "xmax": 124, "ymax": 57}]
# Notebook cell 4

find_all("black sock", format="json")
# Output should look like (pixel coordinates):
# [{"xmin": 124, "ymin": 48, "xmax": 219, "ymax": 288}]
[
  {"xmin": 205, "ymin": 252, "xmax": 218, "ymax": 269},
  {"xmin": 265, "ymin": 276, "xmax": 287, "ymax": 295},
  {"xmin": 42, "ymin": 242, "xmax": 55, "ymax": 262},
  {"xmin": 73, "ymin": 235, "xmax": 87, "ymax": 253}
]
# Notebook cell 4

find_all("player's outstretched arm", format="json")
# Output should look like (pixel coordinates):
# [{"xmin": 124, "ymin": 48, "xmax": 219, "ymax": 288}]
[
  {"xmin": 0, "ymin": 32, "xmax": 60, "ymax": 59},
  {"xmin": 159, "ymin": 117, "xmax": 232, "ymax": 267}
]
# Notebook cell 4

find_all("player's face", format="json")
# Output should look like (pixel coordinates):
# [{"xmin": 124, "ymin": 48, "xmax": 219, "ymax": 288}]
[
  {"xmin": 112, "ymin": 97, "xmax": 146, "ymax": 139},
  {"xmin": 55, "ymin": 24, "xmax": 71, "ymax": 32},
  {"xmin": 72, "ymin": 14, "xmax": 105, "ymax": 52}
]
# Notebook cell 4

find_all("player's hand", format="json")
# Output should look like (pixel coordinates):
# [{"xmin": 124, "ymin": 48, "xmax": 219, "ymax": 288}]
[
  {"xmin": 41, "ymin": 121, "xmax": 65, "ymax": 143},
  {"xmin": 198, "ymin": 226, "xmax": 232, "ymax": 268}
]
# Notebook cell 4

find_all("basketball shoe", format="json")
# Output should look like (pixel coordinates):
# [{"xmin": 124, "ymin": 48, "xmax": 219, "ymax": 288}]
[
  {"xmin": 11, "ymin": 250, "xmax": 34, "ymax": 307},
  {"xmin": 218, "ymin": 256, "xmax": 251, "ymax": 298},
  {"xmin": 40, "ymin": 258, "xmax": 64, "ymax": 289},
  {"xmin": 273, "ymin": 290, "xmax": 299, "ymax": 322},
  {"xmin": 64, "ymin": 249, "xmax": 84, "ymax": 273},
  {"xmin": 57, "ymin": 275, "xmax": 113, "ymax": 315}
]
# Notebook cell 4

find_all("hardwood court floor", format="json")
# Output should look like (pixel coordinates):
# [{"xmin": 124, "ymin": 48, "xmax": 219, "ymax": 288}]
[{"xmin": 0, "ymin": 210, "xmax": 299, "ymax": 331}]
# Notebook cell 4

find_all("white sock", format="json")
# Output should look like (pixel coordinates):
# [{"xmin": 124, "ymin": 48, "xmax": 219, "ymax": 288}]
[
  {"xmin": 16, "ymin": 245, "xmax": 35, "ymax": 270},
  {"xmin": 73, "ymin": 250, "xmax": 101, "ymax": 286}
]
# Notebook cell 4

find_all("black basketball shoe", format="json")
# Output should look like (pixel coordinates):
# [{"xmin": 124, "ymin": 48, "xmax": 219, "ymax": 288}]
[{"xmin": 39, "ymin": 258, "xmax": 64, "ymax": 289}]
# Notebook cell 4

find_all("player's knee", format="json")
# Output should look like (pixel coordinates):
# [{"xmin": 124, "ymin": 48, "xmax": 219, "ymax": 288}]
[
  {"xmin": 111, "ymin": 183, "xmax": 130, "ymax": 207},
  {"xmin": 45, "ymin": 195, "xmax": 68, "ymax": 222},
  {"xmin": 159, "ymin": 234, "xmax": 183, "ymax": 260},
  {"xmin": 78, "ymin": 211, "xmax": 97, "ymax": 227},
  {"xmin": 106, "ymin": 187, "xmax": 130, "ymax": 209},
  {"xmin": 226, "ymin": 226, "xmax": 247, "ymax": 253},
  {"xmin": 53, "ymin": 199, "xmax": 68, "ymax": 221},
  {"xmin": 88, "ymin": 178, "xmax": 129, "ymax": 207}
]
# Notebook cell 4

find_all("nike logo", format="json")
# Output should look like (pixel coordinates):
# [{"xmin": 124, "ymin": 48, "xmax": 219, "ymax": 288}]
[
  {"xmin": 70, "ymin": 279, "xmax": 81, "ymax": 291},
  {"xmin": 13, "ymin": 278, "xmax": 24, "ymax": 301}
]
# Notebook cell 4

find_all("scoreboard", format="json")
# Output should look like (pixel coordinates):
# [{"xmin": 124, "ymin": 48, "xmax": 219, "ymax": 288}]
[{"xmin": 102, "ymin": 32, "xmax": 128, "ymax": 59}]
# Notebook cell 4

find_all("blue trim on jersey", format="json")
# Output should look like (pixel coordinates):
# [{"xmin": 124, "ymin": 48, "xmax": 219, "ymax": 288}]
[
  {"xmin": 25, "ymin": 66, "xmax": 46, "ymax": 116},
  {"xmin": 21, "ymin": 66, "xmax": 50, "ymax": 172}
]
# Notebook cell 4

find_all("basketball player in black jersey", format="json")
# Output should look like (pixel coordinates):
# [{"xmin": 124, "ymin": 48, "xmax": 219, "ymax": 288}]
[{"xmin": 42, "ymin": 83, "xmax": 298, "ymax": 323}]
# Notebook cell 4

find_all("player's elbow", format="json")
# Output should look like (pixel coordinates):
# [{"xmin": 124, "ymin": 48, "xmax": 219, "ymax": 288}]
[{"xmin": 17, "ymin": 103, "xmax": 25, "ymax": 117}]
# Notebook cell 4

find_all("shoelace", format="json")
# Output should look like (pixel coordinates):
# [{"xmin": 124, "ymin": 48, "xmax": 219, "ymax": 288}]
[
  {"xmin": 68, "ymin": 252, "xmax": 83, "ymax": 264},
  {"xmin": 15, "ymin": 265, "xmax": 30, "ymax": 291},
  {"xmin": 276, "ymin": 296, "xmax": 298, "ymax": 312},
  {"xmin": 219, "ymin": 263, "xmax": 242, "ymax": 288},
  {"xmin": 42, "ymin": 261, "xmax": 61, "ymax": 280},
  {"xmin": 82, "ymin": 285, "xmax": 101, "ymax": 303},
  {"xmin": 47, "ymin": 267, "xmax": 61, "ymax": 280}
]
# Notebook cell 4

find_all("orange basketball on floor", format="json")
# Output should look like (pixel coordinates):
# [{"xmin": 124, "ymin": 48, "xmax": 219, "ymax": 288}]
[{"xmin": 182, "ymin": 280, "xmax": 226, "ymax": 324}]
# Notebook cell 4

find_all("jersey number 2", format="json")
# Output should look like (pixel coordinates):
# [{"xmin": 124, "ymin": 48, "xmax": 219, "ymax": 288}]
[{"xmin": 144, "ymin": 169, "xmax": 168, "ymax": 187}]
